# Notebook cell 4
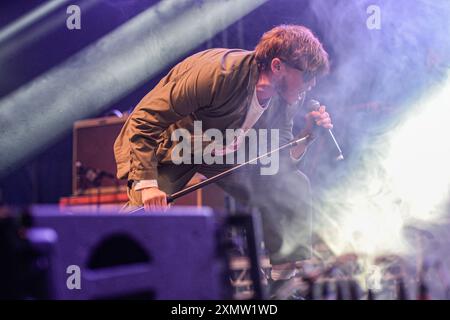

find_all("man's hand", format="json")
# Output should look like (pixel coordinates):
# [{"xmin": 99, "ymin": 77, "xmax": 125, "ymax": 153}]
[
  {"xmin": 291, "ymin": 105, "xmax": 334, "ymax": 160},
  {"xmin": 305, "ymin": 105, "xmax": 333, "ymax": 130},
  {"xmin": 141, "ymin": 187, "xmax": 168, "ymax": 212}
]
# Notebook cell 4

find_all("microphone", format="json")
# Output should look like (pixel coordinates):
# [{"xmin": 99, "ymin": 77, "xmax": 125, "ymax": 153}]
[{"xmin": 307, "ymin": 99, "xmax": 344, "ymax": 161}]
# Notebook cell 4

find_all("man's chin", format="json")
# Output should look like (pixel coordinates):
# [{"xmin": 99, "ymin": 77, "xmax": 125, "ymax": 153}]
[
  {"xmin": 277, "ymin": 87, "xmax": 301, "ymax": 106},
  {"xmin": 286, "ymin": 96, "xmax": 300, "ymax": 106}
]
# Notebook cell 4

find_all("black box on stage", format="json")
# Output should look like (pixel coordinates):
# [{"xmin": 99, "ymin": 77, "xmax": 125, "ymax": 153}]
[
  {"xmin": 30, "ymin": 205, "xmax": 230, "ymax": 299},
  {"xmin": 72, "ymin": 115, "xmax": 128, "ymax": 196}
]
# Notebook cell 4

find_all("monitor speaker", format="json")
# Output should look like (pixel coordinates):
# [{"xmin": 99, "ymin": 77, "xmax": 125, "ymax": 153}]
[{"xmin": 30, "ymin": 205, "xmax": 230, "ymax": 299}]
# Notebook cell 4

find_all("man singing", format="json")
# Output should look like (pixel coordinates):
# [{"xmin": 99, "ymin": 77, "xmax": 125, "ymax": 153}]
[{"xmin": 114, "ymin": 25, "xmax": 333, "ymax": 294}]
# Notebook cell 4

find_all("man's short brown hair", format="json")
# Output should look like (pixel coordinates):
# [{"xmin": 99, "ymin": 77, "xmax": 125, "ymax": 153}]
[{"xmin": 255, "ymin": 25, "xmax": 330, "ymax": 78}]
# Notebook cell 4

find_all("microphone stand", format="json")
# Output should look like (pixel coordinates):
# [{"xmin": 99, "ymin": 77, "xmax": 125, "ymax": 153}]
[{"xmin": 128, "ymin": 134, "xmax": 310, "ymax": 214}]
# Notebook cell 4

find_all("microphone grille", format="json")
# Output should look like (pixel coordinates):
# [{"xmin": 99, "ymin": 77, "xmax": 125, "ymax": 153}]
[{"xmin": 307, "ymin": 99, "xmax": 320, "ymax": 112}]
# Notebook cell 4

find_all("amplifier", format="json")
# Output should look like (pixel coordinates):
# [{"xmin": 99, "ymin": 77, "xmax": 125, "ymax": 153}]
[
  {"xmin": 72, "ymin": 115, "xmax": 128, "ymax": 195},
  {"xmin": 71, "ymin": 114, "xmax": 225, "ymax": 210}
]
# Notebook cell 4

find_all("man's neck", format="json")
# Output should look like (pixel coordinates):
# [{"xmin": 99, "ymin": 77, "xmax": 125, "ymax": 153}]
[{"xmin": 255, "ymin": 70, "xmax": 276, "ymax": 107}]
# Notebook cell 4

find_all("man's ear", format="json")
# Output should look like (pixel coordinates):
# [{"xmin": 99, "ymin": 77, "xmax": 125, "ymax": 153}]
[{"xmin": 271, "ymin": 58, "xmax": 282, "ymax": 73}]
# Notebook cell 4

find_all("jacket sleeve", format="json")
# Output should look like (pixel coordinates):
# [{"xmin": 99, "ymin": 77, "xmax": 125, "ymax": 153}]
[
  {"xmin": 127, "ymin": 64, "xmax": 225, "ymax": 181},
  {"xmin": 278, "ymin": 102, "xmax": 307, "ymax": 165}
]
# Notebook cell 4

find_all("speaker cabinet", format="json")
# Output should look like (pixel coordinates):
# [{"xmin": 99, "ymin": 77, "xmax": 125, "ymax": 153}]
[{"xmin": 31, "ymin": 205, "xmax": 230, "ymax": 299}]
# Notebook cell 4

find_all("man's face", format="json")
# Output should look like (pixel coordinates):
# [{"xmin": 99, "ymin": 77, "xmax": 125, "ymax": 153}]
[{"xmin": 272, "ymin": 59, "xmax": 316, "ymax": 105}]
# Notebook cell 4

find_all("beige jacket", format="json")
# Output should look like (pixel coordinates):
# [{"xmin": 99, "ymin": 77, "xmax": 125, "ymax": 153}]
[{"xmin": 114, "ymin": 48, "xmax": 298, "ymax": 181}]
